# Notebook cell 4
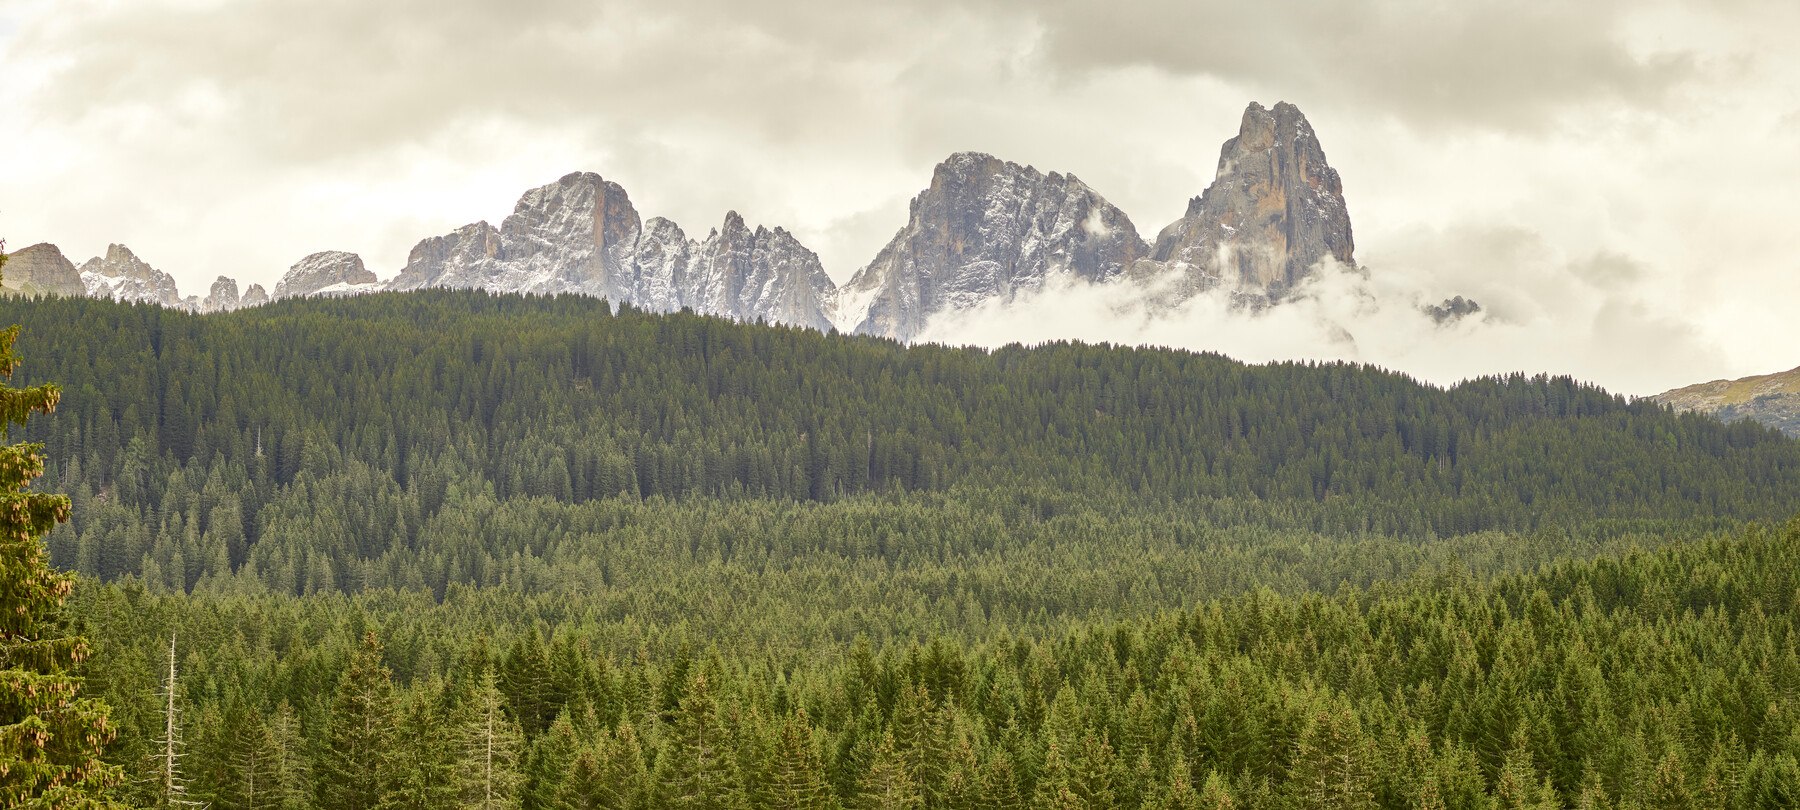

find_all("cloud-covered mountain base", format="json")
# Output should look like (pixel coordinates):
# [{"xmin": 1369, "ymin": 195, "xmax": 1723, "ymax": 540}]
[{"xmin": 921, "ymin": 250, "xmax": 1718, "ymax": 396}]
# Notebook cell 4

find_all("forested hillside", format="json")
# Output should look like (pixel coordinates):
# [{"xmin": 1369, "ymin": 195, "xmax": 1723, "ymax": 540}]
[
  {"xmin": 10, "ymin": 291, "xmax": 1800, "ymax": 808},
  {"xmin": 5, "ymin": 291, "xmax": 1796, "ymax": 600},
  {"xmin": 66, "ymin": 517, "xmax": 1800, "ymax": 809}
]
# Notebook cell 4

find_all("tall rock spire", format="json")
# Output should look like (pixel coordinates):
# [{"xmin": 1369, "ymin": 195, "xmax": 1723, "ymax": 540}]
[{"xmin": 1146, "ymin": 101, "xmax": 1355, "ymax": 300}]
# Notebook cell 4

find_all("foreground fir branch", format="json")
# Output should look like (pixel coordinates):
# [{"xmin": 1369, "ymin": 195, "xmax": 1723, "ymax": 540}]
[{"xmin": 0, "ymin": 245, "xmax": 121, "ymax": 807}]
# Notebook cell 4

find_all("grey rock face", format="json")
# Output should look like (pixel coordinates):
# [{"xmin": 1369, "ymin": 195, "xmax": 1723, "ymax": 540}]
[
  {"xmin": 388, "ymin": 222, "xmax": 504, "ymax": 292},
  {"xmin": 1423, "ymin": 295, "xmax": 1482, "ymax": 325},
  {"xmin": 241, "ymin": 284, "xmax": 270, "ymax": 308},
  {"xmin": 203, "ymin": 276, "xmax": 241, "ymax": 313},
  {"xmin": 1140, "ymin": 101, "xmax": 1355, "ymax": 301},
  {"xmin": 274, "ymin": 251, "xmax": 379, "ymax": 300},
  {"xmin": 834, "ymin": 152, "xmax": 1149, "ymax": 341},
  {"xmin": 1, "ymin": 243, "xmax": 85, "ymax": 297},
  {"xmin": 79, "ymin": 244, "xmax": 194, "ymax": 310},
  {"xmin": 389, "ymin": 171, "xmax": 834, "ymax": 329},
  {"xmin": 683, "ymin": 213, "xmax": 835, "ymax": 331}
]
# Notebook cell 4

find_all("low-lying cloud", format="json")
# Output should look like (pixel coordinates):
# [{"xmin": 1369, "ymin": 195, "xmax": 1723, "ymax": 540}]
[{"xmin": 921, "ymin": 230, "xmax": 1729, "ymax": 397}]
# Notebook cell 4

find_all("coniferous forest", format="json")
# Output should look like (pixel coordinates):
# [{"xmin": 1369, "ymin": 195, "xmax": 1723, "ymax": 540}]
[{"xmin": 6, "ymin": 291, "xmax": 1800, "ymax": 808}]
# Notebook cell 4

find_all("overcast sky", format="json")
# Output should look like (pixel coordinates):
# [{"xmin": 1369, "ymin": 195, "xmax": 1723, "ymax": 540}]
[{"xmin": 3, "ymin": 0, "xmax": 1798, "ymax": 396}]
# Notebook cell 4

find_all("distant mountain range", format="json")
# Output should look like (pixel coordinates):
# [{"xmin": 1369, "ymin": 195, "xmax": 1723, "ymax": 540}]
[
  {"xmin": 2, "ymin": 101, "xmax": 1379, "ymax": 341},
  {"xmin": 1656, "ymin": 366, "xmax": 1800, "ymax": 436}
]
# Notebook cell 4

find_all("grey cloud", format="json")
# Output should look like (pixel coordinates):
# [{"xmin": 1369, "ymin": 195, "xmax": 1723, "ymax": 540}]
[
  {"xmin": 1015, "ymin": 0, "xmax": 1699, "ymax": 131},
  {"xmin": 22, "ymin": 0, "xmax": 945, "ymax": 161},
  {"xmin": 26, "ymin": 0, "xmax": 1699, "ymax": 172},
  {"xmin": 1572, "ymin": 252, "xmax": 1646, "ymax": 289}
]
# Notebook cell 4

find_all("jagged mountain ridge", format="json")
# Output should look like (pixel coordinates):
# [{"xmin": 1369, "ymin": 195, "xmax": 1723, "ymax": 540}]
[
  {"xmin": 10, "ymin": 100, "xmax": 1363, "ymax": 340},
  {"xmin": 387, "ymin": 172, "xmax": 835, "ymax": 331},
  {"xmin": 79, "ymin": 244, "xmax": 197, "ymax": 311}
]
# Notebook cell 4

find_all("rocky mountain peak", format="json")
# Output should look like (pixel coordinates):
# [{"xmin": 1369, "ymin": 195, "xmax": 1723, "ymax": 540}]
[
  {"xmin": 1146, "ymin": 101, "xmax": 1355, "ymax": 301},
  {"xmin": 79, "ymin": 244, "xmax": 193, "ymax": 309},
  {"xmin": 204, "ymin": 276, "xmax": 241, "ymax": 313},
  {"xmin": 274, "ymin": 251, "xmax": 379, "ymax": 300},
  {"xmin": 833, "ymin": 151, "xmax": 1149, "ymax": 340},
  {"xmin": 89, "ymin": 244, "xmax": 152, "ymax": 279},
  {"xmin": 0, "ymin": 242, "xmax": 84, "ymax": 297}
]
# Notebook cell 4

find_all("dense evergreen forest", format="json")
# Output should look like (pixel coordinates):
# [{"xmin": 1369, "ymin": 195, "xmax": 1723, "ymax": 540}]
[
  {"xmin": 6, "ymin": 291, "xmax": 1800, "ymax": 807},
  {"xmin": 62, "ymin": 518, "xmax": 1800, "ymax": 809},
  {"xmin": 5, "ymin": 292, "xmax": 1796, "ymax": 599}
]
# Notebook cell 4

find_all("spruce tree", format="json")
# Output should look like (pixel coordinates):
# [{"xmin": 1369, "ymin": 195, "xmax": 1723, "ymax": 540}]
[
  {"xmin": 0, "ymin": 248, "xmax": 123, "ymax": 807},
  {"xmin": 214, "ymin": 696, "xmax": 287, "ymax": 810},
  {"xmin": 1196, "ymin": 772, "xmax": 1235, "ymax": 810},
  {"xmin": 979, "ymin": 747, "xmax": 1026, "ymax": 810},
  {"xmin": 854, "ymin": 734, "xmax": 920, "ymax": 810},
  {"xmin": 266, "ymin": 701, "xmax": 310, "ymax": 810},
  {"xmin": 558, "ymin": 751, "xmax": 607, "ymax": 810},
  {"xmin": 658, "ymin": 674, "xmax": 747, "ymax": 810},
  {"xmin": 318, "ymin": 631, "xmax": 400, "ymax": 810},
  {"xmin": 523, "ymin": 711, "xmax": 581, "ymax": 810},
  {"xmin": 389, "ymin": 689, "xmax": 458, "ymax": 810},
  {"xmin": 1285, "ymin": 706, "xmax": 1376, "ymax": 810},
  {"xmin": 764, "ymin": 710, "xmax": 836, "ymax": 810},
  {"xmin": 458, "ymin": 669, "xmax": 525, "ymax": 810}
]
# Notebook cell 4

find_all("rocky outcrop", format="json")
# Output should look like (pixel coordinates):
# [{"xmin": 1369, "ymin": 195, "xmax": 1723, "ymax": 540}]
[
  {"xmin": 388, "ymin": 172, "xmax": 834, "ymax": 329},
  {"xmin": 0, "ymin": 243, "xmax": 85, "ymax": 297},
  {"xmin": 274, "ymin": 251, "xmax": 380, "ymax": 300},
  {"xmin": 1656, "ymin": 367, "xmax": 1800, "ymax": 437},
  {"xmin": 203, "ymin": 276, "xmax": 241, "ymax": 313},
  {"xmin": 79, "ymin": 244, "xmax": 194, "ymax": 310},
  {"xmin": 1136, "ymin": 101, "xmax": 1355, "ymax": 302},
  {"xmin": 833, "ymin": 152, "xmax": 1148, "ymax": 341},
  {"xmin": 241, "ymin": 284, "xmax": 270, "ymax": 308},
  {"xmin": 683, "ymin": 213, "xmax": 835, "ymax": 331},
  {"xmin": 388, "ymin": 222, "xmax": 503, "ymax": 293}
]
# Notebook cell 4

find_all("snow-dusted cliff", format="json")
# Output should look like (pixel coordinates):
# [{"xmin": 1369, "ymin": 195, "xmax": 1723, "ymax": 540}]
[{"xmin": 832, "ymin": 152, "xmax": 1149, "ymax": 341}]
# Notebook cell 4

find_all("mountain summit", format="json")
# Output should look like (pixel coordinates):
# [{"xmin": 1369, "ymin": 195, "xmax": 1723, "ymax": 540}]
[
  {"xmin": 1140, "ymin": 101, "xmax": 1355, "ymax": 301},
  {"xmin": 832, "ymin": 152, "xmax": 1149, "ymax": 341}
]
